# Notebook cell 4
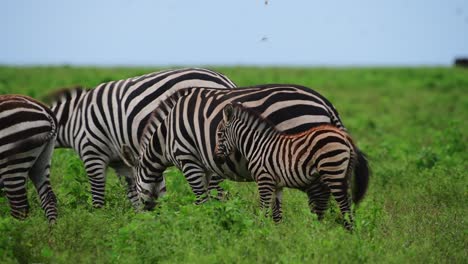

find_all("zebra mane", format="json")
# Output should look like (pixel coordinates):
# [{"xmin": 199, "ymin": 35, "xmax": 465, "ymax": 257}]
[
  {"xmin": 44, "ymin": 85, "xmax": 88, "ymax": 105},
  {"xmin": 230, "ymin": 102, "xmax": 280, "ymax": 135}
]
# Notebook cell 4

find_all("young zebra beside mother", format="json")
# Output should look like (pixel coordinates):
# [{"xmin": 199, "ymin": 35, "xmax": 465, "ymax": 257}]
[
  {"xmin": 48, "ymin": 68, "xmax": 236, "ymax": 209},
  {"xmin": 215, "ymin": 103, "xmax": 365, "ymax": 230},
  {"xmin": 121, "ymin": 84, "xmax": 370, "ymax": 228},
  {"xmin": 0, "ymin": 95, "xmax": 58, "ymax": 223}
]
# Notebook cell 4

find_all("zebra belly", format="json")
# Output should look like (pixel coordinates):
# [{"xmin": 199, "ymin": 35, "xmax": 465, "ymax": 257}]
[{"xmin": 270, "ymin": 165, "xmax": 319, "ymax": 189}]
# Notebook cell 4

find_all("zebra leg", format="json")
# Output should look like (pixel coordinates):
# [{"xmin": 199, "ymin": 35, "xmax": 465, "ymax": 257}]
[
  {"xmin": 321, "ymin": 174, "xmax": 353, "ymax": 230},
  {"xmin": 306, "ymin": 179, "xmax": 331, "ymax": 221},
  {"xmin": 207, "ymin": 174, "xmax": 226, "ymax": 200},
  {"xmin": 272, "ymin": 188, "xmax": 283, "ymax": 223},
  {"xmin": 256, "ymin": 172, "xmax": 276, "ymax": 218},
  {"xmin": 113, "ymin": 163, "xmax": 140, "ymax": 209},
  {"xmin": 3, "ymin": 176, "xmax": 29, "ymax": 220},
  {"xmin": 28, "ymin": 140, "xmax": 58, "ymax": 223},
  {"xmin": 82, "ymin": 155, "xmax": 109, "ymax": 208},
  {"xmin": 181, "ymin": 163, "xmax": 209, "ymax": 205}
]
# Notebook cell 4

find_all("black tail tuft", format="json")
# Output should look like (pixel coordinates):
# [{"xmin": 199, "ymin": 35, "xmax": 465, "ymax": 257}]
[{"xmin": 352, "ymin": 148, "xmax": 370, "ymax": 204}]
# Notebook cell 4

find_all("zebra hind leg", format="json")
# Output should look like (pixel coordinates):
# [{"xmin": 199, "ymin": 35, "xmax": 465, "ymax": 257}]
[
  {"xmin": 28, "ymin": 140, "xmax": 58, "ymax": 224},
  {"xmin": 321, "ymin": 175, "xmax": 353, "ymax": 231},
  {"xmin": 4, "ymin": 177, "xmax": 29, "ymax": 220},
  {"xmin": 306, "ymin": 179, "xmax": 331, "ymax": 221}
]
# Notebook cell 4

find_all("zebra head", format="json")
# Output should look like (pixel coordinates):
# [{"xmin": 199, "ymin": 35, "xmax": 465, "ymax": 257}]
[
  {"xmin": 214, "ymin": 103, "xmax": 238, "ymax": 162},
  {"xmin": 121, "ymin": 145, "xmax": 165, "ymax": 211}
]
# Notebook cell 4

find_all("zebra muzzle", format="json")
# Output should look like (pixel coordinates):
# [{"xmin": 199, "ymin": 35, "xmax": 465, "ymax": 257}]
[{"xmin": 139, "ymin": 189, "xmax": 156, "ymax": 211}]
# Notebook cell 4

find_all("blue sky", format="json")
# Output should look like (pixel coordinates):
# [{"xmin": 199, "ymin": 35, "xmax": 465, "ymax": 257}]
[{"xmin": 1, "ymin": 0, "xmax": 467, "ymax": 66}]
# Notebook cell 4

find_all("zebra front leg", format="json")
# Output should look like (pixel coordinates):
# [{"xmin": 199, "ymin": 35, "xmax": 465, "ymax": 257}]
[
  {"xmin": 306, "ymin": 179, "xmax": 331, "ymax": 221},
  {"xmin": 272, "ymin": 188, "xmax": 283, "ymax": 223},
  {"xmin": 207, "ymin": 174, "xmax": 226, "ymax": 200},
  {"xmin": 4, "ymin": 177, "xmax": 29, "ymax": 220},
  {"xmin": 28, "ymin": 140, "xmax": 58, "ymax": 223},
  {"xmin": 113, "ymin": 164, "xmax": 140, "ymax": 209},
  {"xmin": 181, "ymin": 163, "xmax": 209, "ymax": 205},
  {"xmin": 82, "ymin": 155, "xmax": 109, "ymax": 208},
  {"xmin": 256, "ymin": 172, "xmax": 276, "ymax": 219}
]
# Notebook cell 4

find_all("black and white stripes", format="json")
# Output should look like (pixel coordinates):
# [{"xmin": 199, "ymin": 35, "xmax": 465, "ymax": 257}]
[
  {"xmin": 215, "ymin": 103, "xmax": 369, "ymax": 229},
  {"xmin": 0, "ymin": 95, "xmax": 58, "ymax": 223},
  {"xmin": 122, "ymin": 84, "xmax": 357, "ymax": 208},
  {"xmin": 49, "ymin": 68, "xmax": 236, "ymax": 208}
]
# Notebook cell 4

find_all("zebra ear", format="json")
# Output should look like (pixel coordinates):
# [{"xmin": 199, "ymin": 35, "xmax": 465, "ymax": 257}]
[
  {"xmin": 121, "ymin": 145, "xmax": 137, "ymax": 167},
  {"xmin": 223, "ymin": 104, "xmax": 234, "ymax": 123}
]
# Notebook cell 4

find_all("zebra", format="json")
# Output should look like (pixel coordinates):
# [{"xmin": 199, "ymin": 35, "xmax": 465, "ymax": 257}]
[
  {"xmin": 215, "ymin": 103, "xmax": 369, "ymax": 229},
  {"xmin": 48, "ymin": 68, "xmax": 236, "ymax": 208},
  {"xmin": 120, "ymin": 84, "xmax": 369, "ymax": 210},
  {"xmin": 0, "ymin": 95, "xmax": 58, "ymax": 223}
]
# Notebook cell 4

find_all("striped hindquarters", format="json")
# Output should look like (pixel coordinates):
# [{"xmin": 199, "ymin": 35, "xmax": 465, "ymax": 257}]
[
  {"xmin": 0, "ymin": 95, "xmax": 58, "ymax": 223},
  {"xmin": 0, "ymin": 95, "xmax": 57, "ymax": 158}
]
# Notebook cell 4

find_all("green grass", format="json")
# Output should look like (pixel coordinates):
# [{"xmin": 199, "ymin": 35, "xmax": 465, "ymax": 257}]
[{"xmin": 0, "ymin": 66, "xmax": 467, "ymax": 263}]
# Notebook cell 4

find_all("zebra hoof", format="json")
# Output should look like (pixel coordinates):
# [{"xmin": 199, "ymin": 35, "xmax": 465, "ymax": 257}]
[
  {"xmin": 194, "ymin": 197, "xmax": 209, "ymax": 205},
  {"xmin": 344, "ymin": 222, "xmax": 354, "ymax": 232},
  {"xmin": 92, "ymin": 203, "xmax": 104, "ymax": 209}
]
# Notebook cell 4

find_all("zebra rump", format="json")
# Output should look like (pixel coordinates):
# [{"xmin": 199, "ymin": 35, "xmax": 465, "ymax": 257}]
[{"xmin": 0, "ymin": 95, "xmax": 58, "ymax": 223}]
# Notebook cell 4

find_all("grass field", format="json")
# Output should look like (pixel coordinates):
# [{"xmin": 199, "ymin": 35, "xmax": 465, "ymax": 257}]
[{"xmin": 0, "ymin": 66, "xmax": 467, "ymax": 263}]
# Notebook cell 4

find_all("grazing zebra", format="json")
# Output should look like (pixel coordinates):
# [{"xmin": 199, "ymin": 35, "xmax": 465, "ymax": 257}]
[
  {"xmin": 121, "ymin": 84, "xmax": 368, "ymax": 210},
  {"xmin": 49, "ymin": 68, "xmax": 236, "ymax": 208},
  {"xmin": 0, "ymin": 95, "xmax": 58, "ymax": 223},
  {"xmin": 215, "ymin": 103, "xmax": 369, "ymax": 229}
]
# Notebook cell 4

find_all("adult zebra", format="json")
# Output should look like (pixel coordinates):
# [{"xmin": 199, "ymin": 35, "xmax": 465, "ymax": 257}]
[
  {"xmin": 215, "ymin": 103, "xmax": 366, "ymax": 229},
  {"xmin": 0, "ymin": 95, "xmax": 58, "ymax": 223},
  {"xmin": 49, "ymin": 68, "xmax": 236, "ymax": 208},
  {"xmin": 121, "ymin": 84, "xmax": 369, "ymax": 210}
]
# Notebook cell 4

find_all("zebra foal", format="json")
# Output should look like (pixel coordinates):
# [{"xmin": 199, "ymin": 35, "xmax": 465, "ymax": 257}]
[
  {"xmin": 0, "ymin": 95, "xmax": 57, "ymax": 223},
  {"xmin": 215, "ymin": 103, "xmax": 369, "ymax": 230}
]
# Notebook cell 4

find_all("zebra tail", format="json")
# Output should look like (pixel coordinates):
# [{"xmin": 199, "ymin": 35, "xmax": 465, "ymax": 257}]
[
  {"xmin": 9, "ymin": 114, "xmax": 57, "ymax": 158},
  {"xmin": 352, "ymin": 147, "xmax": 370, "ymax": 204}
]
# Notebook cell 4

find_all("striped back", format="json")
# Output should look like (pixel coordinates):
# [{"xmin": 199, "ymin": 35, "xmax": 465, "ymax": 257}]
[{"xmin": 50, "ymin": 68, "xmax": 236, "ymax": 155}]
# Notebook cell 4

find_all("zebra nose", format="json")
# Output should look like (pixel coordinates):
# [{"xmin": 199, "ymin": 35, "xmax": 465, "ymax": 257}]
[{"xmin": 143, "ymin": 199, "xmax": 156, "ymax": 211}]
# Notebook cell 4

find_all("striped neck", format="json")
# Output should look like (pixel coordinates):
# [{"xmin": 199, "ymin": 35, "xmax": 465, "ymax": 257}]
[{"xmin": 228, "ymin": 106, "xmax": 280, "ymax": 163}]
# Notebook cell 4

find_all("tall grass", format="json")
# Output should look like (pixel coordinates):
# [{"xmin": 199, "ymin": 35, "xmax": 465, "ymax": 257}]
[{"xmin": 0, "ymin": 66, "xmax": 466, "ymax": 263}]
